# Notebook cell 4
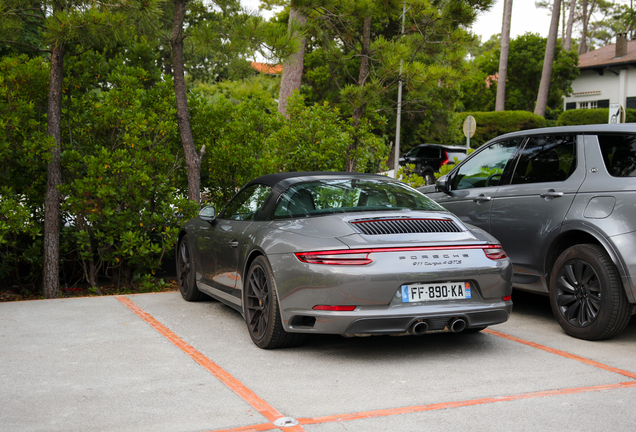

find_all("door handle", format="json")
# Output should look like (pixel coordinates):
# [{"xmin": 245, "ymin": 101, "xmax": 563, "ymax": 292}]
[
  {"xmin": 229, "ymin": 240, "xmax": 239, "ymax": 248},
  {"xmin": 540, "ymin": 190, "xmax": 564, "ymax": 199},
  {"xmin": 473, "ymin": 194, "xmax": 492, "ymax": 203}
]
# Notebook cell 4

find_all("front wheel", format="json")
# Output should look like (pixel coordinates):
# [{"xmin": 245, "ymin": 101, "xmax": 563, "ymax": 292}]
[
  {"xmin": 243, "ymin": 256, "xmax": 306, "ymax": 349},
  {"xmin": 549, "ymin": 244, "xmax": 631, "ymax": 340},
  {"xmin": 176, "ymin": 235, "xmax": 205, "ymax": 302}
]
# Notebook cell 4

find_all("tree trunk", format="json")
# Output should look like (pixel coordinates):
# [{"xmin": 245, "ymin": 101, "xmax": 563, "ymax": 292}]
[
  {"xmin": 495, "ymin": 0, "xmax": 513, "ymax": 112},
  {"xmin": 579, "ymin": 0, "xmax": 588, "ymax": 55},
  {"xmin": 42, "ymin": 43, "xmax": 65, "ymax": 299},
  {"xmin": 561, "ymin": 0, "xmax": 565, "ymax": 41},
  {"xmin": 535, "ymin": 0, "xmax": 561, "ymax": 118},
  {"xmin": 278, "ymin": 6, "xmax": 307, "ymax": 116},
  {"xmin": 76, "ymin": 215, "xmax": 101, "ymax": 294},
  {"xmin": 172, "ymin": 0, "xmax": 203, "ymax": 203},
  {"xmin": 346, "ymin": 16, "xmax": 372, "ymax": 173},
  {"xmin": 564, "ymin": 0, "xmax": 576, "ymax": 51}
]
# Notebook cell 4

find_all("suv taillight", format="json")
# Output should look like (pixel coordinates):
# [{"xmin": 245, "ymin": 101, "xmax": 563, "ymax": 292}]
[{"xmin": 441, "ymin": 150, "xmax": 449, "ymax": 166}]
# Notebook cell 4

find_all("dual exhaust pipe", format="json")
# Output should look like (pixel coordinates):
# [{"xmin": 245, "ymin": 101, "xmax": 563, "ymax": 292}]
[{"xmin": 408, "ymin": 317, "xmax": 467, "ymax": 336}]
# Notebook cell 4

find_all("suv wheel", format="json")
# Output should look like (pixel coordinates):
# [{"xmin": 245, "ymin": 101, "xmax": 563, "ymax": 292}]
[
  {"xmin": 549, "ymin": 244, "xmax": 631, "ymax": 340},
  {"xmin": 423, "ymin": 171, "xmax": 436, "ymax": 186}
]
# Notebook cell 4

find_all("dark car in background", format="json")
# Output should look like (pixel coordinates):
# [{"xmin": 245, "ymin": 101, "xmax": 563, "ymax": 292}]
[
  {"xmin": 400, "ymin": 144, "xmax": 468, "ymax": 185},
  {"xmin": 177, "ymin": 172, "xmax": 513, "ymax": 349},
  {"xmin": 419, "ymin": 125, "xmax": 636, "ymax": 341}
]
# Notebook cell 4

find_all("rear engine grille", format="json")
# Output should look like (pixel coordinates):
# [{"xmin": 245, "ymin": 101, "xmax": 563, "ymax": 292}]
[{"xmin": 351, "ymin": 218, "xmax": 462, "ymax": 235}]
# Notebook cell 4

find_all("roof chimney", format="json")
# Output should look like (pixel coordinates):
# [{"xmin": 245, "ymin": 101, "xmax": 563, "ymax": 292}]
[{"xmin": 616, "ymin": 32, "xmax": 628, "ymax": 58}]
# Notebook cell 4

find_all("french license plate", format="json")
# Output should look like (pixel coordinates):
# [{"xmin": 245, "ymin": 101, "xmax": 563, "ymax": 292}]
[{"xmin": 401, "ymin": 282, "xmax": 471, "ymax": 303}]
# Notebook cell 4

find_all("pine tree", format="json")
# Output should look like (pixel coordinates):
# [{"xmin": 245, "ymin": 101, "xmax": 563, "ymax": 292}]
[{"xmin": 0, "ymin": 0, "xmax": 164, "ymax": 298}]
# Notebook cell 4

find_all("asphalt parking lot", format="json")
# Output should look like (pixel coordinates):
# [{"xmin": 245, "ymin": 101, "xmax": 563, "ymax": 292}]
[{"xmin": 2, "ymin": 290, "xmax": 636, "ymax": 432}]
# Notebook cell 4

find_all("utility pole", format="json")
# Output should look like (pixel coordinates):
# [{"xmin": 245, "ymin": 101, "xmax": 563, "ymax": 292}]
[{"xmin": 393, "ymin": 4, "xmax": 406, "ymax": 178}]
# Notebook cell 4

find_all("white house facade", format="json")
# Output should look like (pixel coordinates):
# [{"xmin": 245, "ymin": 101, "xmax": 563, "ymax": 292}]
[{"xmin": 564, "ymin": 34, "xmax": 636, "ymax": 112}]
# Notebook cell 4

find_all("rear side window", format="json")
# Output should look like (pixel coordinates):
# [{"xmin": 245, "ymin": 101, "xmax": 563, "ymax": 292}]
[
  {"xmin": 222, "ymin": 184, "xmax": 272, "ymax": 221},
  {"xmin": 510, "ymin": 135, "xmax": 576, "ymax": 184},
  {"xmin": 598, "ymin": 134, "xmax": 636, "ymax": 177},
  {"xmin": 421, "ymin": 147, "xmax": 441, "ymax": 158}
]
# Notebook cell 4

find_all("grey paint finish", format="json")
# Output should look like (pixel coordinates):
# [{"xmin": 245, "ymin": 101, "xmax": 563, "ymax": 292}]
[{"xmin": 180, "ymin": 173, "xmax": 513, "ymax": 339}]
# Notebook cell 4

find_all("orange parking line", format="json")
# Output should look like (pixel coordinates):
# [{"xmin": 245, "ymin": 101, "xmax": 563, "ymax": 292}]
[
  {"xmin": 116, "ymin": 294, "xmax": 636, "ymax": 432},
  {"xmin": 296, "ymin": 381, "xmax": 636, "ymax": 426},
  {"xmin": 115, "ymin": 296, "xmax": 305, "ymax": 432},
  {"xmin": 484, "ymin": 329, "xmax": 636, "ymax": 380},
  {"xmin": 211, "ymin": 381, "xmax": 636, "ymax": 431}
]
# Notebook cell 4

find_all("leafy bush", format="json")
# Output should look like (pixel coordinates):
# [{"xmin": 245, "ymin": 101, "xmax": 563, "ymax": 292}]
[
  {"xmin": 457, "ymin": 111, "xmax": 547, "ymax": 148},
  {"xmin": 377, "ymin": 160, "xmax": 426, "ymax": 189},
  {"xmin": 434, "ymin": 151, "xmax": 475, "ymax": 179},
  {"xmin": 556, "ymin": 108, "xmax": 636, "ymax": 125},
  {"xmin": 267, "ymin": 93, "xmax": 386, "ymax": 174},
  {"xmin": 0, "ymin": 55, "xmax": 52, "ymax": 291},
  {"xmin": 191, "ymin": 93, "xmax": 280, "ymax": 207},
  {"xmin": 59, "ymin": 62, "xmax": 198, "ymax": 290}
]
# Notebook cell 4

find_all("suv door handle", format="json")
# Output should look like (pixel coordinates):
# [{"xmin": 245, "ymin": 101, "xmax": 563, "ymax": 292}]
[
  {"xmin": 540, "ymin": 190, "xmax": 564, "ymax": 199},
  {"xmin": 229, "ymin": 240, "xmax": 239, "ymax": 248},
  {"xmin": 473, "ymin": 194, "xmax": 492, "ymax": 203}
]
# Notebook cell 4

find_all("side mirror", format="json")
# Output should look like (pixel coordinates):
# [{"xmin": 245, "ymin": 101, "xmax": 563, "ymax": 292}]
[
  {"xmin": 436, "ymin": 174, "xmax": 451, "ymax": 193},
  {"xmin": 198, "ymin": 205, "xmax": 216, "ymax": 223}
]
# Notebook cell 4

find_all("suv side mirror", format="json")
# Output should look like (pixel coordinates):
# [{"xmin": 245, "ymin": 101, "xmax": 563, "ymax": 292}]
[
  {"xmin": 199, "ymin": 205, "xmax": 216, "ymax": 223},
  {"xmin": 436, "ymin": 174, "xmax": 451, "ymax": 193}
]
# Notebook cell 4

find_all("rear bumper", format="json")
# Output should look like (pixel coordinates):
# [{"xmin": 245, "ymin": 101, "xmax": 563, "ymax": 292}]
[{"xmin": 284, "ymin": 300, "xmax": 513, "ymax": 335}]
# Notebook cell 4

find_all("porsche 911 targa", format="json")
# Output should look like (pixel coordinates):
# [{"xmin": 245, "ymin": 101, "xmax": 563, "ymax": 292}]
[{"xmin": 176, "ymin": 172, "xmax": 513, "ymax": 348}]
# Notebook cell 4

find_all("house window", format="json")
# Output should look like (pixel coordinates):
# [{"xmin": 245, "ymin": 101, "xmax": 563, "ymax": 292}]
[
  {"xmin": 598, "ymin": 99, "xmax": 610, "ymax": 108},
  {"xmin": 578, "ymin": 101, "xmax": 603, "ymax": 109}
]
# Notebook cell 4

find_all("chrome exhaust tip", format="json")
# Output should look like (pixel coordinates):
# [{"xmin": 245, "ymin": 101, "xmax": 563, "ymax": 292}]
[
  {"xmin": 409, "ymin": 320, "xmax": 429, "ymax": 336},
  {"xmin": 449, "ymin": 317, "xmax": 467, "ymax": 333}
]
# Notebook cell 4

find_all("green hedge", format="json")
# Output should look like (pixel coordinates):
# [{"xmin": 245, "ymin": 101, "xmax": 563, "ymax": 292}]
[
  {"xmin": 459, "ymin": 111, "xmax": 546, "ymax": 148},
  {"xmin": 556, "ymin": 108, "xmax": 636, "ymax": 125}
]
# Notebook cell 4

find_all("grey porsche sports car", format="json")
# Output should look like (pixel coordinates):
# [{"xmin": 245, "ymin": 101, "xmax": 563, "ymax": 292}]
[{"xmin": 176, "ymin": 172, "xmax": 513, "ymax": 349}]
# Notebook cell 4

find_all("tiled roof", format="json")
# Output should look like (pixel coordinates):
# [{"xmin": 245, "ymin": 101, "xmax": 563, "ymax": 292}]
[
  {"xmin": 578, "ymin": 39, "xmax": 636, "ymax": 69},
  {"xmin": 250, "ymin": 62, "xmax": 283, "ymax": 74}
]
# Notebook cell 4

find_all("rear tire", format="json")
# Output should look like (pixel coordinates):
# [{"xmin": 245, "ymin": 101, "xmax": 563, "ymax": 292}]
[
  {"xmin": 244, "ymin": 256, "xmax": 306, "ymax": 349},
  {"xmin": 176, "ymin": 235, "xmax": 205, "ymax": 302},
  {"xmin": 549, "ymin": 244, "xmax": 631, "ymax": 340},
  {"xmin": 424, "ymin": 171, "xmax": 436, "ymax": 186}
]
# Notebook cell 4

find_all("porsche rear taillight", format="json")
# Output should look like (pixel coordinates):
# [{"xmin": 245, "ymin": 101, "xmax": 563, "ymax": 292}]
[
  {"xmin": 296, "ymin": 244, "xmax": 508, "ymax": 264},
  {"xmin": 295, "ymin": 250, "xmax": 373, "ymax": 265},
  {"xmin": 441, "ymin": 150, "xmax": 449, "ymax": 165},
  {"xmin": 483, "ymin": 245, "xmax": 507, "ymax": 260}
]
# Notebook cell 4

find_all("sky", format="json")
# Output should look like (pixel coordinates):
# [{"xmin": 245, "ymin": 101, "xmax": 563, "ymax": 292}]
[{"xmin": 473, "ymin": 0, "xmax": 552, "ymax": 42}]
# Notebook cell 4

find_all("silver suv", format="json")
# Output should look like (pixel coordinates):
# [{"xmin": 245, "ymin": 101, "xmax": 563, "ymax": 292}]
[{"xmin": 419, "ymin": 125, "xmax": 636, "ymax": 340}]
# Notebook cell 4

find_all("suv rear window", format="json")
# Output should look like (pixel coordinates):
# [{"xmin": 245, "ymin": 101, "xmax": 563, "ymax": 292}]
[
  {"xmin": 510, "ymin": 135, "xmax": 576, "ymax": 184},
  {"xmin": 598, "ymin": 134, "xmax": 636, "ymax": 177}
]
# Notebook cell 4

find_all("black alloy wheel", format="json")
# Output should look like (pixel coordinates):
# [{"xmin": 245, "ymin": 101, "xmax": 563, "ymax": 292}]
[
  {"xmin": 244, "ymin": 256, "xmax": 306, "ymax": 349},
  {"xmin": 245, "ymin": 262, "xmax": 270, "ymax": 341},
  {"xmin": 549, "ymin": 244, "xmax": 631, "ymax": 340},
  {"xmin": 176, "ymin": 235, "xmax": 205, "ymax": 301}
]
